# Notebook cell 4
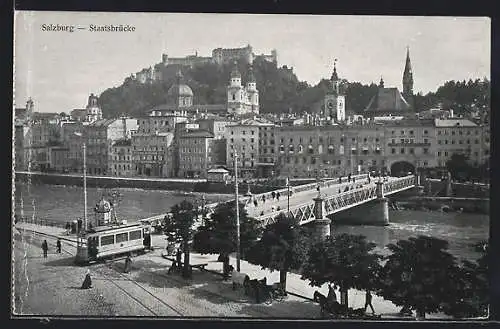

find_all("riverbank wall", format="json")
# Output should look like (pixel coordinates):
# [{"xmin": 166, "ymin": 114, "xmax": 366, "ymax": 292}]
[
  {"xmin": 392, "ymin": 197, "xmax": 489, "ymax": 214},
  {"xmin": 14, "ymin": 171, "xmax": 309, "ymax": 194}
]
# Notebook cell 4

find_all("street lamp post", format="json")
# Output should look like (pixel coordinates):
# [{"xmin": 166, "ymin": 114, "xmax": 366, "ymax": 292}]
[
  {"xmin": 83, "ymin": 142, "xmax": 87, "ymax": 232},
  {"xmin": 74, "ymin": 132, "xmax": 88, "ymax": 234},
  {"xmin": 287, "ymin": 176, "xmax": 290, "ymax": 215},
  {"xmin": 234, "ymin": 151, "xmax": 241, "ymax": 272}
]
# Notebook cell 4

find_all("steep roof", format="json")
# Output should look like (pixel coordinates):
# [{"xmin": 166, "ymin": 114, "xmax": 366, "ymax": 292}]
[
  {"xmin": 364, "ymin": 87, "xmax": 411, "ymax": 114},
  {"xmin": 88, "ymin": 118, "xmax": 117, "ymax": 127}
]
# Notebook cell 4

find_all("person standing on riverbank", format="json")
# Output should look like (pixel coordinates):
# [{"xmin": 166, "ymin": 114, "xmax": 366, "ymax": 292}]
[
  {"xmin": 42, "ymin": 240, "xmax": 48, "ymax": 258},
  {"xmin": 56, "ymin": 239, "xmax": 62, "ymax": 253}
]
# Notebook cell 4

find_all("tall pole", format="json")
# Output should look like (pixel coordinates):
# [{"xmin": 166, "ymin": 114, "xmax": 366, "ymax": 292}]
[
  {"xmin": 287, "ymin": 176, "xmax": 290, "ymax": 215},
  {"xmin": 234, "ymin": 151, "xmax": 241, "ymax": 272},
  {"xmin": 83, "ymin": 142, "xmax": 87, "ymax": 233}
]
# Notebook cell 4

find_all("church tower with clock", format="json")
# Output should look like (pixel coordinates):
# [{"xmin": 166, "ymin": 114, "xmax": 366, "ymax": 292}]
[{"xmin": 324, "ymin": 59, "xmax": 346, "ymax": 123}]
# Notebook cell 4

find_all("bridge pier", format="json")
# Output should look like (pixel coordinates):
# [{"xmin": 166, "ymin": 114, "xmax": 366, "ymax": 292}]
[
  {"xmin": 309, "ymin": 196, "xmax": 331, "ymax": 241},
  {"xmin": 372, "ymin": 181, "xmax": 389, "ymax": 226}
]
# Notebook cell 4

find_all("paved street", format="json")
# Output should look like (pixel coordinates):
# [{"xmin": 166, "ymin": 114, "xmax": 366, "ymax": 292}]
[{"xmin": 13, "ymin": 223, "xmax": 452, "ymax": 319}]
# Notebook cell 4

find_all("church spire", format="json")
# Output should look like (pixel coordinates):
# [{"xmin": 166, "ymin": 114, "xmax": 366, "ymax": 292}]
[
  {"xmin": 403, "ymin": 46, "xmax": 414, "ymax": 98},
  {"xmin": 331, "ymin": 58, "xmax": 340, "ymax": 95}
]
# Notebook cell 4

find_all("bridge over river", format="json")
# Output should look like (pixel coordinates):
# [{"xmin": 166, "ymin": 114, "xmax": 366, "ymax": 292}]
[{"xmin": 141, "ymin": 173, "xmax": 419, "ymax": 239}]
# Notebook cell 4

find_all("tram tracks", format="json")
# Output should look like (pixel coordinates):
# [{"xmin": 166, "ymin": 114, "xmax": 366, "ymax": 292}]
[
  {"xmin": 16, "ymin": 229, "xmax": 276, "ymax": 318},
  {"xmin": 17, "ymin": 230, "xmax": 183, "ymax": 317}
]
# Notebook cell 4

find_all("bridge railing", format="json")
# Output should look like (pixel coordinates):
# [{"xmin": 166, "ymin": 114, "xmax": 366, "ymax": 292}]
[
  {"xmin": 383, "ymin": 175, "xmax": 416, "ymax": 195},
  {"xmin": 258, "ymin": 175, "xmax": 417, "ymax": 226}
]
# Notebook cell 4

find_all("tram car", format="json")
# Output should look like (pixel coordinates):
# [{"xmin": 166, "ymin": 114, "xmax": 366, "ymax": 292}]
[{"xmin": 75, "ymin": 222, "xmax": 152, "ymax": 265}]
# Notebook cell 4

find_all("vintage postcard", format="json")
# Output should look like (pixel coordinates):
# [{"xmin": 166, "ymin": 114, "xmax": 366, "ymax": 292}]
[{"xmin": 12, "ymin": 11, "xmax": 490, "ymax": 320}]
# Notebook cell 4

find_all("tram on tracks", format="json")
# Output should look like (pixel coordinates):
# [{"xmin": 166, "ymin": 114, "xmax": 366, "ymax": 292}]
[
  {"xmin": 74, "ymin": 197, "xmax": 152, "ymax": 265},
  {"xmin": 74, "ymin": 222, "xmax": 152, "ymax": 265}
]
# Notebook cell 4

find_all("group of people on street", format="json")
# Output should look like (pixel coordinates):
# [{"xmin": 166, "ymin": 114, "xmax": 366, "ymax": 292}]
[
  {"xmin": 326, "ymin": 285, "xmax": 375, "ymax": 315},
  {"xmin": 41, "ymin": 239, "xmax": 62, "ymax": 258}
]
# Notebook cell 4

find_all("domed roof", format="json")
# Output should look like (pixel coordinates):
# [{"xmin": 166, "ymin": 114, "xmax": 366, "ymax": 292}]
[
  {"xmin": 247, "ymin": 66, "xmax": 256, "ymax": 83},
  {"xmin": 167, "ymin": 71, "xmax": 193, "ymax": 97},
  {"xmin": 230, "ymin": 61, "xmax": 241, "ymax": 79},
  {"xmin": 94, "ymin": 198, "xmax": 112, "ymax": 213}
]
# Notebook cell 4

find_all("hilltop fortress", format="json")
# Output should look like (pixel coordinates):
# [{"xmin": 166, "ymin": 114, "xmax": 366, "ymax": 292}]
[{"xmin": 133, "ymin": 44, "xmax": 277, "ymax": 84}]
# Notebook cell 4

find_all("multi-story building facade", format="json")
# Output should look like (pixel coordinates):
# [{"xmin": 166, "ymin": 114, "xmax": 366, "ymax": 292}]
[
  {"xmin": 108, "ymin": 139, "xmax": 134, "ymax": 177},
  {"xmin": 274, "ymin": 124, "xmax": 386, "ymax": 178},
  {"xmin": 226, "ymin": 118, "xmax": 273, "ymax": 178},
  {"xmin": 197, "ymin": 117, "xmax": 232, "ymax": 139},
  {"xmin": 384, "ymin": 119, "xmax": 436, "ymax": 173},
  {"xmin": 132, "ymin": 131, "xmax": 174, "ymax": 177},
  {"xmin": 177, "ymin": 129, "xmax": 223, "ymax": 178},
  {"xmin": 84, "ymin": 118, "xmax": 138, "ymax": 175},
  {"xmin": 434, "ymin": 119, "xmax": 485, "ymax": 168},
  {"xmin": 50, "ymin": 146, "xmax": 71, "ymax": 172},
  {"xmin": 14, "ymin": 123, "xmax": 32, "ymax": 171}
]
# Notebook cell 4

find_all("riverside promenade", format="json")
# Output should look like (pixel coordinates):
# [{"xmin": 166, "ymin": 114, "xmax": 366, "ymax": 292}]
[{"xmin": 13, "ymin": 222, "xmax": 450, "ymax": 319}]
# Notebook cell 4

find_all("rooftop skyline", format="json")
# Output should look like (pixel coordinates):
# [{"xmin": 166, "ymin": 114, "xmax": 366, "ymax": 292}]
[{"xmin": 14, "ymin": 12, "xmax": 490, "ymax": 113}]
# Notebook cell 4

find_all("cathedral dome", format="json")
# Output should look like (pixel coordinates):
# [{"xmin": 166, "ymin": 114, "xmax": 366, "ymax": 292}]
[
  {"xmin": 167, "ymin": 83, "xmax": 194, "ymax": 97},
  {"xmin": 167, "ymin": 71, "xmax": 194, "ymax": 97},
  {"xmin": 94, "ymin": 198, "xmax": 112, "ymax": 213}
]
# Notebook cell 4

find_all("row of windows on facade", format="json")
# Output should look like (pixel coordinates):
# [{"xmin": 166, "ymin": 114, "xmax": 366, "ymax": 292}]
[
  {"xmin": 390, "ymin": 138, "xmax": 430, "ymax": 144},
  {"xmin": 180, "ymin": 147, "xmax": 212, "ymax": 153},
  {"xmin": 437, "ymin": 150, "xmax": 488, "ymax": 157},
  {"xmin": 391, "ymin": 148, "xmax": 429, "ymax": 155},
  {"xmin": 436, "ymin": 129, "xmax": 481, "ymax": 136},
  {"xmin": 278, "ymin": 136, "xmax": 382, "ymax": 144},
  {"xmin": 278, "ymin": 145, "xmax": 383, "ymax": 155},
  {"xmin": 229, "ymin": 138, "xmax": 256, "ymax": 143},
  {"xmin": 437, "ymin": 138, "xmax": 488, "ymax": 145},
  {"xmin": 390, "ymin": 129, "xmax": 429, "ymax": 136},
  {"xmin": 180, "ymin": 156, "xmax": 210, "ymax": 163},
  {"xmin": 280, "ymin": 157, "xmax": 400, "ymax": 167},
  {"xmin": 230, "ymin": 130, "xmax": 256, "ymax": 135}
]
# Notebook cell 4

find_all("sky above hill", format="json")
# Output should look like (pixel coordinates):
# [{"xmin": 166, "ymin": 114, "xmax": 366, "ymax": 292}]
[{"xmin": 14, "ymin": 12, "xmax": 490, "ymax": 113}]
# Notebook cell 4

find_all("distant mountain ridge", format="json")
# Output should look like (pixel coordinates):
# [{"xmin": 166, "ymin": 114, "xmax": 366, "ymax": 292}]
[{"xmin": 97, "ymin": 55, "xmax": 490, "ymax": 119}]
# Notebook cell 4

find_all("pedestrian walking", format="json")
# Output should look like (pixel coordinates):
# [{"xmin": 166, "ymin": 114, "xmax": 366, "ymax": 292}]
[
  {"xmin": 124, "ymin": 256, "xmax": 132, "ymax": 273},
  {"xmin": 42, "ymin": 240, "xmax": 48, "ymax": 258},
  {"xmin": 56, "ymin": 239, "xmax": 62, "ymax": 254},
  {"xmin": 327, "ymin": 284, "xmax": 337, "ymax": 304},
  {"xmin": 271, "ymin": 191, "xmax": 276, "ymax": 200},
  {"xmin": 348, "ymin": 174, "xmax": 351, "ymax": 182},
  {"xmin": 338, "ymin": 176, "xmax": 342, "ymax": 184},
  {"xmin": 353, "ymin": 177, "xmax": 356, "ymax": 183},
  {"xmin": 276, "ymin": 192, "xmax": 280, "ymax": 201},
  {"xmin": 65, "ymin": 222, "xmax": 71, "ymax": 235},
  {"xmin": 364, "ymin": 290, "xmax": 375, "ymax": 314},
  {"xmin": 253, "ymin": 199, "xmax": 258, "ymax": 207},
  {"xmin": 81, "ymin": 269, "xmax": 92, "ymax": 289},
  {"xmin": 262, "ymin": 195, "xmax": 266, "ymax": 204}
]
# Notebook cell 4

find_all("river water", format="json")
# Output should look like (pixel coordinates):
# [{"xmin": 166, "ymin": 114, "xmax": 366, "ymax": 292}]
[{"xmin": 13, "ymin": 183, "xmax": 489, "ymax": 261}]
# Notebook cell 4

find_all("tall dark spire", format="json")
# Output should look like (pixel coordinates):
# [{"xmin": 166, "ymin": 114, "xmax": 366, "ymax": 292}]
[
  {"xmin": 331, "ymin": 59, "xmax": 340, "ymax": 95},
  {"xmin": 403, "ymin": 46, "xmax": 414, "ymax": 98},
  {"xmin": 379, "ymin": 76, "xmax": 385, "ymax": 88}
]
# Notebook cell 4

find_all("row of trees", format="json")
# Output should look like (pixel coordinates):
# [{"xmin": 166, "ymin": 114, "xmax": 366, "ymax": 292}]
[
  {"xmin": 446, "ymin": 153, "xmax": 490, "ymax": 182},
  {"xmin": 163, "ymin": 200, "xmax": 489, "ymax": 319}
]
